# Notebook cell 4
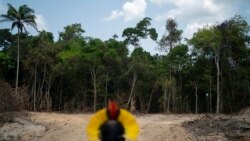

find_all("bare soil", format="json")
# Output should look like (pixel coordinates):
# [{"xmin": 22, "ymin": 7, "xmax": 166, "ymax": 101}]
[
  {"xmin": 0, "ymin": 109, "xmax": 249, "ymax": 141},
  {"xmin": 183, "ymin": 114, "xmax": 250, "ymax": 141}
]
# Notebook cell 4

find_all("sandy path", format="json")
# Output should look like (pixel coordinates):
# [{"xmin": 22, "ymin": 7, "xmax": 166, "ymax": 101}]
[
  {"xmin": 137, "ymin": 114, "xmax": 198, "ymax": 141},
  {"xmin": 28, "ymin": 112, "xmax": 198, "ymax": 141}
]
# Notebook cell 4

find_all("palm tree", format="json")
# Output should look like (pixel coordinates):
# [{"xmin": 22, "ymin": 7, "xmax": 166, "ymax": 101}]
[{"xmin": 0, "ymin": 3, "xmax": 37, "ymax": 95}]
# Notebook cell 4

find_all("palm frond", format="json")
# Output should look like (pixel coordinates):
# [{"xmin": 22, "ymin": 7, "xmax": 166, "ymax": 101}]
[
  {"xmin": 25, "ymin": 22, "xmax": 38, "ymax": 32},
  {"xmin": 0, "ymin": 14, "xmax": 15, "ymax": 22},
  {"xmin": 7, "ymin": 3, "xmax": 19, "ymax": 19},
  {"xmin": 2, "ymin": 3, "xmax": 37, "ymax": 33},
  {"xmin": 19, "ymin": 22, "xmax": 25, "ymax": 33},
  {"xmin": 23, "ymin": 14, "xmax": 36, "ymax": 21},
  {"xmin": 0, "ymin": 18, "xmax": 15, "ymax": 23},
  {"xmin": 24, "ymin": 7, "xmax": 35, "ymax": 15},
  {"xmin": 7, "ymin": 3, "xmax": 18, "ymax": 14},
  {"xmin": 19, "ymin": 5, "xmax": 35, "ymax": 19},
  {"xmin": 13, "ymin": 22, "xmax": 23, "ymax": 33},
  {"xmin": 23, "ymin": 19, "xmax": 36, "ymax": 24},
  {"xmin": 22, "ymin": 25, "xmax": 28, "ymax": 34},
  {"xmin": 11, "ymin": 22, "xmax": 18, "ymax": 30}
]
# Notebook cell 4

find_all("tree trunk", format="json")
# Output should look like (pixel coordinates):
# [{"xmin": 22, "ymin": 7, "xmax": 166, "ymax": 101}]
[
  {"xmin": 80, "ymin": 87, "xmax": 87, "ymax": 112},
  {"xmin": 169, "ymin": 40, "xmax": 173, "ymax": 52},
  {"xmin": 195, "ymin": 82, "xmax": 198, "ymax": 114},
  {"xmin": 59, "ymin": 87, "xmax": 62, "ymax": 111},
  {"xmin": 46, "ymin": 75, "xmax": 52, "ymax": 112},
  {"xmin": 167, "ymin": 89, "xmax": 171, "ymax": 113},
  {"xmin": 40, "ymin": 64, "xmax": 47, "ymax": 96},
  {"xmin": 59, "ymin": 80, "xmax": 62, "ymax": 111},
  {"xmin": 172, "ymin": 86, "xmax": 176, "ymax": 113},
  {"xmin": 226, "ymin": 89, "xmax": 232, "ymax": 113},
  {"xmin": 209, "ymin": 78, "xmax": 212, "ymax": 113},
  {"xmin": 38, "ymin": 64, "xmax": 47, "ymax": 111},
  {"xmin": 140, "ymin": 94, "xmax": 143, "ymax": 111},
  {"xmin": 220, "ymin": 71, "xmax": 224, "ymax": 113},
  {"xmin": 183, "ymin": 97, "xmax": 188, "ymax": 113},
  {"xmin": 33, "ymin": 63, "xmax": 37, "ymax": 112},
  {"xmin": 215, "ymin": 53, "xmax": 220, "ymax": 114},
  {"xmin": 105, "ymin": 72, "xmax": 109, "ymax": 107},
  {"xmin": 179, "ymin": 79, "xmax": 183, "ymax": 113},
  {"xmin": 130, "ymin": 96, "xmax": 136, "ymax": 112},
  {"xmin": 247, "ymin": 78, "xmax": 250, "ymax": 108},
  {"xmin": 232, "ymin": 70, "xmax": 235, "ymax": 111},
  {"xmin": 164, "ymin": 87, "xmax": 167, "ymax": 113},
  {"xmin": 15, "ymin": 31, "xmax": 20, "ymax": 95},
  {"xmin": 147, "ymin": 83, "xmax": 157, "ymax": 113},
  {"xmin": 126, "ymin": 72, "xmax": 137, "ymax": 110},
  {"xmin": 167, "ymin": 75, "xmax": 172, "ymax": 113},
  {"xmin": 90, "ymin": 68, "xmax": 97, "ymax": 112}
]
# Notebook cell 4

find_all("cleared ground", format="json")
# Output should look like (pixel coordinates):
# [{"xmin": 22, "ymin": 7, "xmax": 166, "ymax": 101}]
[
  {"xmin": 0, "ymin": 112, "xmax": 198, "ymax": 141},
  {"xmin": 33, "ymin": 113, "xmax": 198, "ymax": 141},
  {"xmin": 0, "ymin": 110, "xmax": 249, "ymax": 141}
]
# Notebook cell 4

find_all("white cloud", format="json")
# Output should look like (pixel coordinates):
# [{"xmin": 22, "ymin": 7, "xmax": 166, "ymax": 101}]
[
  {"xmin": 183, "ymin": 22, "xmax": 213, "ymax": 39},
  {"xmin": 35, "ymin": 14, "xmax": 48, "ymax": 31},
  {"xmin": 150, "ymin": 0, "xmax": 167, "ymax": 6},
  {"xmin": 156, "ymin": 0, "xmax": 228, "ymax": 21},
  {"xmin": 104, "ymin": 0, "xmax": 147, "ymax": 22},
  {"xmin": 155, "ymin": 0, "xmax": 234, "ymax": 39},
  {"xmin": 104, "ymin": 10, "xmax": 123, "ymax": 21},
  {"xmin": 203, "ymin": 0, "xmax": 222, "ymax": 14}
]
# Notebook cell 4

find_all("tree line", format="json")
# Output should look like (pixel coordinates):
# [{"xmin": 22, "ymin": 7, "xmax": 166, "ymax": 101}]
[{"xmin": 0, "ymin": 4, "xmax": 249, "ymax": 114}]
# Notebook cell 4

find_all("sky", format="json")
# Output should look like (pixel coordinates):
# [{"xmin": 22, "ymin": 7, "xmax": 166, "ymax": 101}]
[{"xmin": 0, "ymin": 0, "xmax": 250, "ymax": 55}]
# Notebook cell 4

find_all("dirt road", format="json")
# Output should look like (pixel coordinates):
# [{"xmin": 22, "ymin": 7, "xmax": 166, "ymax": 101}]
[{"xmin": 27, "ymin": 112, "xmax": 198, "ymax": 141}]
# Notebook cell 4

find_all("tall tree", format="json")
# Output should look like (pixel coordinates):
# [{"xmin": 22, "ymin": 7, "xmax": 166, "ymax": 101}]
[
  {"xmin": 216, "ymin": 15, "xmax": 250, "ymax": 113},
  {"xmin": 24, "ymin": 31, "xmax": 56, "ymax": 111},
  {"xmin": 166, "ymin": 44, "xmax": 190, "ymax": 112},
  {"xmin": 126, "ymin": 47, "xmax": 152, "ymax": 112},
  {"xmin": 59, "ymin": 23, "xmax": 85, "ymax": 41},
  {"xmin": 122, "ymin": 17, "xmax": 158, "ymax": 111},
  {"xmin": 82, "ymin": 38, "xmax": 104, "ymax": 112},
  {"xmin": 190, "ymin": 26, "xmax": 222, "ymax": 114},
  {"xmin": 159, "ymin": 18, "xmax": 182, "ymax": 53},
  {"xmin": 0, "ymin": 3, "xmax": 37, "ymax": 95},
  {"xmin": 102, "ymin": 39, "xmax": 125, "ymax": 106},
  {"xmin": 157, "ymin": 19, "xmax": 182, "ymax": 113},
  {"xmin": 122, "ymin": 17, "xmax": 158, "ymax": 48}
]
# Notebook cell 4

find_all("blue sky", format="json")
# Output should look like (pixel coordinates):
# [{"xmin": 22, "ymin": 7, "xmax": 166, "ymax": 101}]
[{"xmin": 0, "ymin": 0, "xmax": 250, "ymax": 55}]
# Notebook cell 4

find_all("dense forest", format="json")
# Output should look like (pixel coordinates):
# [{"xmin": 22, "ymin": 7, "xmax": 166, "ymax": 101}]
[{"xmin": 0, "ymin": 4, "xmax": 250, "ymax": 114}]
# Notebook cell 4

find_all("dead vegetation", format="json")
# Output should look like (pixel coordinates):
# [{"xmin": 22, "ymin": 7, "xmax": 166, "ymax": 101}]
[
  {"xmin": 0, "ymin": 81, "xmax": 29, "ymax": 126},
  {"xmin": 0, "ymin": 81, "xmax": 16, "ymax": 125},
  {"xmin": 0, "ymin": 113, "xmax": 46, "ymax": 141},
  {"xmin": 183, "ymin": 110, "xmax": 250, "ymax": 141}
]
